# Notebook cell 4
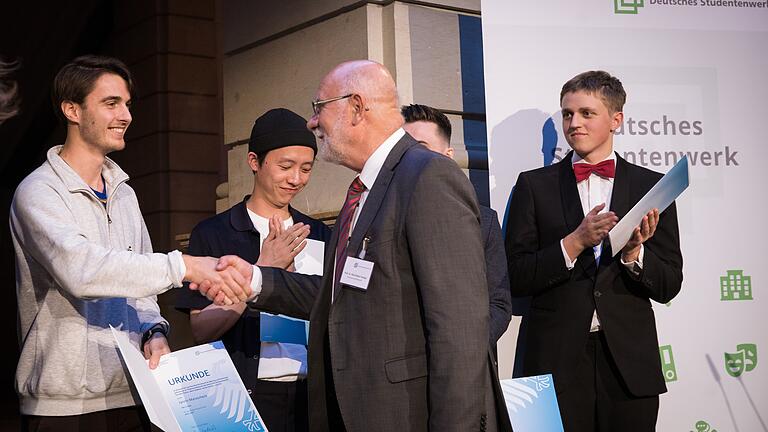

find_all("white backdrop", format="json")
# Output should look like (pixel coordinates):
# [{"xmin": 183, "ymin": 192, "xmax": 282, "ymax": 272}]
[{"xmin": 481, "ymin": 0, "xmax": 768, "ymax": 430}]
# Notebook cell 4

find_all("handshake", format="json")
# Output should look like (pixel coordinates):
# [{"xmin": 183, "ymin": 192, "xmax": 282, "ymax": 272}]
[
  {"xmin": 183, "ymin": 255, "xmax": 254, "ymax": 305},
  {"xmin": 182, "ymin": 217, "xmax": 311, "ymax": 305}
]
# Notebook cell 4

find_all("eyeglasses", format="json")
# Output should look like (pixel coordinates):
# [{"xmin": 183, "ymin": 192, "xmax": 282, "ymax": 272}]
[{"xmin": 311, "ymin": 94, "xmax": 353, "ymax": 115}]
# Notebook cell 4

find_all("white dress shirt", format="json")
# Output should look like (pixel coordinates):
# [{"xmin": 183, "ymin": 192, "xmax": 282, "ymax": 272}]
[
  {"xmin": 559, "ymin": 152, "xmax": 643, "ymax": 332},
  {"xmin": 353, "ymin": 128, "xmax": 405, "ymax": 229},
  {"xmin": 248, "ymin": 211, "xmax": 307, "ymax": 381},
  {"xmin": 330, "ymin": 128, "xmax": 405, "ymax": 301}
]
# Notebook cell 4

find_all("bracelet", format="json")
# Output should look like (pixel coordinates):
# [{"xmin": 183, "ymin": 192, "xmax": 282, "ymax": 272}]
[{"xmin": 141, "ymin": 323, "xmax": 169, "ymax": 348}]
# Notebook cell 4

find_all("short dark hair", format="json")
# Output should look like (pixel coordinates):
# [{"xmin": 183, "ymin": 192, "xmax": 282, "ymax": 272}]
[
  {"xmin": 0, "ymin": 58, "xmax": 20, "ymax": 123},
  {"xmin": 560, "ymin": 70, "xmax": 626, "ymax": 114},
  {"xmin": 401, "ymin": 104, "xmax": 452, "ymax": 141},
  {"xmin": 52, "ymin": 55, "xmax": 134, "ymax": 122},
  {"xmin": 255, "ymin": 152, "xmax": 268, "ymax": 167}
]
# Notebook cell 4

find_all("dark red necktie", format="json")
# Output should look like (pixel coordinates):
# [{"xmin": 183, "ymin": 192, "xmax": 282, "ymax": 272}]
[
  {"xmin": 573, "ymin": 160, "xmax": 616, "ymax": 182},
  {"xmin": 333, "ymin": 177, "xmax": 365, "ymax": 297}
]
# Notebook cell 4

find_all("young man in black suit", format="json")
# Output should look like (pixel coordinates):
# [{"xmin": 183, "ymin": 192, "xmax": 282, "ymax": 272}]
[{"xmin": 505, "ymin": 70, "xmax": 683, "ymax": 431}]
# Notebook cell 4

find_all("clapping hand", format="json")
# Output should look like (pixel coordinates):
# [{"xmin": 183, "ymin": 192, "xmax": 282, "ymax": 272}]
[
  {"xmin": 256, "ymin": 215, "xmax": 310, "ymax": 270},
  {"xmin": 563, "ymin": 203, "xmax": 618, "ymax": 260}
]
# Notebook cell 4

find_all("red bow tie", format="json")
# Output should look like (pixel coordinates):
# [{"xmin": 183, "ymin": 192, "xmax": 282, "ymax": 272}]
[{"xmin": 573, "ymin": 160, "xmax": 616, "ymax": 182}]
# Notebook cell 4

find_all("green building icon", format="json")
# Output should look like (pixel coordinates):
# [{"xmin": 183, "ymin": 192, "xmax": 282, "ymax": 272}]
[{"xmin": 720, "ymin": 270, "xmax": 752, "ymax": 301}]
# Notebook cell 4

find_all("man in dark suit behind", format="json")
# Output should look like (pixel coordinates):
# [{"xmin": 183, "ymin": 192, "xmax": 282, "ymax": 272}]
[
  {"xmin": 205, "ymin": 61, "xmax": 498, "ymax": 431},
  {"xmin": 505, "ymin": 71, "xmax": 683, "ymax": 431},
  {"xmin": 402, "ymin": 103, "xmax": 513, "ymax": 432},
  {"xmin": 401, "ymin": 103, "xmax": 512, "ymax": 348}
]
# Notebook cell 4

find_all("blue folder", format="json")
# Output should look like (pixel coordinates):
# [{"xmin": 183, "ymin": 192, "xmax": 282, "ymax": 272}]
[
  {"xmin": 501, "ymin": 374, "xmax": 564, "ymax": 431},
  {"xmin": 259, "ymin": 313, "xmax": 309, "ymax": 345}
]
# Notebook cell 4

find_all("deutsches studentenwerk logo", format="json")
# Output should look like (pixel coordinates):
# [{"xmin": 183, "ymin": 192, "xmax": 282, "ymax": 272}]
[
  {"xmin": 724, "ymin": 343, "xmax": 757, "ymax": 377},
  {"xmin": 720, "ymin": 269, "xmax": 753, "ymax": 301},
  {"xmin": 614, "ymin": 0, "xmax": 644, "ymax": 14},
  {"xmin": 659, "ymin": 345, "xmax": 678, "ymax": 382},
  {"xmin": 691, "ymin": 420, "xmax": 718, "ymax": 432}
]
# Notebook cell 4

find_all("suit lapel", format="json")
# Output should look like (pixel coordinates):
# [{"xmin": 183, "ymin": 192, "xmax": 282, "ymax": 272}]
[
  {"xmin": 559, "ymin": 152, "xmax": 584, "ymax": 232},
  {"xmin": 334, "ymin": 135, "xmax": 415, "ymax": 303},
  {"xmin": 559, "ymin": 151, "xmax": 597, "ymax": 279},
  {"xmin": 347, "ymin": 135, "xmax": 414, "ymax": 255},
  {"xmin": 608, "ymin": 153, "xmax": 631, "ymax": 220},
  {"xmin": 598, "ymin": 153, "xmax": 631, "ymax": 270}
]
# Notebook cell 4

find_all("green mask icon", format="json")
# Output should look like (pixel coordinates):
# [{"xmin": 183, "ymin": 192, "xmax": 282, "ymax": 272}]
[
  {"xmin": 724, "ymin": 344, "xmax": 757, "ymax": 377},
  {"xmin": 738, "ymin": 343, "xmax": 757, "ymax": 372}
]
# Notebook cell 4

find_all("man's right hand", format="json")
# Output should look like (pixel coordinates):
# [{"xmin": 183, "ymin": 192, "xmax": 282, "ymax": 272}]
[
  {"xmin": 256, "ymin": 215, "xmax": 310, "ymax": 269},
  {"xmin": 193, "ymin": 255, "xmax": 257, "ymax": 305},
  {"xmin": 183, "ymin": 255, "xmax": 253, "ymax": 305},
  {"xmin": 563, "ymin": 203, "xmax": 618, "ymax": 261}
]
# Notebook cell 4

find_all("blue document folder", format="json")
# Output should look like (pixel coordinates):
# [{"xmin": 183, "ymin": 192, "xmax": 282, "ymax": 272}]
[
  {"xmin": 501, "ymin": 374, "xmax": 564, "ymax": 431},
  {"xmin": 259, "ymin": 313, "xmax": 309, "ymax": 345}
]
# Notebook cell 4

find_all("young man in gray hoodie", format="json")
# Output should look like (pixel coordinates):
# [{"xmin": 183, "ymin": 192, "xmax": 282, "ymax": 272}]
[{"xmin": 10, "ymin": 55, "xmax": 251, "ymax": 431}]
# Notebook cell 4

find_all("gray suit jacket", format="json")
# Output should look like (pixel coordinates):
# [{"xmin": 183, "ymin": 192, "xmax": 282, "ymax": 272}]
[{"xmin": 255, "ymin": 134, "xmax": 496, "ymax": 431}]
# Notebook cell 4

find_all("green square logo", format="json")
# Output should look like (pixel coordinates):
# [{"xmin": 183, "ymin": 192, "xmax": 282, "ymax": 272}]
[{"xmin": 614, "ymin": 0, "xmax": 645, "ymax": 14}]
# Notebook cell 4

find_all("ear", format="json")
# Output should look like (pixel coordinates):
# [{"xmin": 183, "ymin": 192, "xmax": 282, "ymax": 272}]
[
  {"xmin": 247, "ymin": 152, "xmax": 260, "ymax": 173},
  {"xmin": 445, "ymin": 147, "xmax": 455, "ymax": 159},
  {"xmin": 610, "ymin": 111, "xmax": 623, "ymax": 132},
  {"xmin": 61, "ymin": 101, "xmax": 80, "ymax": 124},
  {"xmin": 350, "ymin": 94, "xmax": 366, "ymax": 126}
]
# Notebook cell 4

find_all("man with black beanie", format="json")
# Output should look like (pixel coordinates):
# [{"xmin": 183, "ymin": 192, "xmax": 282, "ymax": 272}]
[{"xmin": 175, "ymin": 108, "xmax": 332, "ymax": 432}]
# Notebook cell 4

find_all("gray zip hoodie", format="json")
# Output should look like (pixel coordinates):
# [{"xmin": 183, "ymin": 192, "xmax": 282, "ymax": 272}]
[{"xmin": 10, "ymin": 145, "xmax": 186, "ymax": 415}]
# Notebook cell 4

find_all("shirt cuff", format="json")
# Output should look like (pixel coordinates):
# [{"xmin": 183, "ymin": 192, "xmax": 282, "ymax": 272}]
[
  {"xmin": 560, "ymin": 239, "xmax": 577, "ymax": 270},
  {"xmin": 247, "ymin": 265, "xmax": 263, "ymax": 302},
  {"xmin": 620, "ymin": 244, "xmax": 644, "ymax": 275},
  {"xmin": 168, "ymin": 250, "xmax": 186, "ymax": 288}
]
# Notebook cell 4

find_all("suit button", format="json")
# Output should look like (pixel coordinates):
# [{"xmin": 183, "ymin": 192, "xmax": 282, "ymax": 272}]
[{"xmin": 594, "ymin": 290, "xmax": 602, "ymax": 298}]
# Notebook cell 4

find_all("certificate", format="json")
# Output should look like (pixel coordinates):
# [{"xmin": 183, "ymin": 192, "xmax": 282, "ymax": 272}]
[
  {"xmin": 608, "ymin": 155, "xmax": 690, "ymax": 256},
  {"xmin": 111, "ymin": 326, "xmax": 268, "ymax": 432},
  {"xmin": 294, "ymin": 238, "xmax": 324, "ymax": 276}
]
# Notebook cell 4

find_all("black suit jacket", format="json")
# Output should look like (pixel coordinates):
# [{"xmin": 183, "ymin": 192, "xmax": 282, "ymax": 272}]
[
  {"xmin": 505, "ymin": 151, "xmax": 683, "ymax": 397},
  {"xmin": 255, "ymin": 134, "xmax": 499, "ymax": 431}
]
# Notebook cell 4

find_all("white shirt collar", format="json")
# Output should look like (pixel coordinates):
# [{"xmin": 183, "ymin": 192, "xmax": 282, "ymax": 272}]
[
  {"xmin": 572, "ymin": 150, "xmax": 616, "ymax": 166},
  {"xmin": 358, "ymin": 128, "xmax": 405, "ymax": 190}
]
